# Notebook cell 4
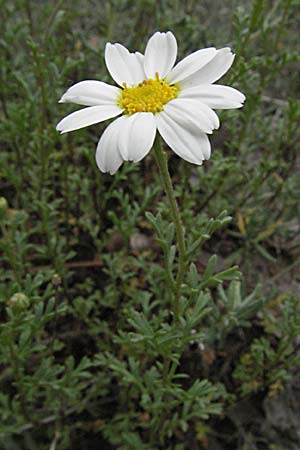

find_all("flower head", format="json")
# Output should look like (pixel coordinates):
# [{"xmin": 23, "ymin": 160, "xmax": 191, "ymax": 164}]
[{"xmin": 57, "ymin": 31, "xmax": 245, "ymax": 174}]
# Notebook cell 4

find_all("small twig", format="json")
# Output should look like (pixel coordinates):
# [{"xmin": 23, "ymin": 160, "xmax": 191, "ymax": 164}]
[
  {"xmin": 266, "ymin": 256, "xmax": 300, "ymax": 285},
  {"xmin": 18, "ymin": 413, "xmax": 58, "ymax": 433},
  {"xmin": 261, "ymin": 95, "xmax": 289, "ymax": 107},
  {"xmin": 49, "ymin": 435, "xmax": 57, "ymax": 450},
  {"xmin": 14, "ymin": 390, "xmax": 117, "ymax": 435},
  {"xmin": 28, "ymin": 258, "xmax": 104, "ymax": 272}
]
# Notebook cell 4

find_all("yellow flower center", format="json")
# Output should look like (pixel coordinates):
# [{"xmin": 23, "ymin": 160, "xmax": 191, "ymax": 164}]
[{"xmin": 118, "ymin": 72, "xmax": 179, "ymax": 115}]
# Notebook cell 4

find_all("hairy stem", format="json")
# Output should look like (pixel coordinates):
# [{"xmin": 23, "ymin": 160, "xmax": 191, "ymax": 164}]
[{"xmin": 153, "ymin": 136, "xmax": 186, "ymax": 323}]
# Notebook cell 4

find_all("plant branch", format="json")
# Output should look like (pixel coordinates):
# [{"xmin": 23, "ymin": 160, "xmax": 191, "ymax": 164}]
[{"xmin": 153, "ymin": 136, "xmax": 186, "ymax": 323}]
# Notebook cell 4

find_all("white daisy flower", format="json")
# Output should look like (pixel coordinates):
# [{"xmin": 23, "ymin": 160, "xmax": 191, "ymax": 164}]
[{"xmin": 56, "ymin": 31, "xmax": 245, "ymax": 175}]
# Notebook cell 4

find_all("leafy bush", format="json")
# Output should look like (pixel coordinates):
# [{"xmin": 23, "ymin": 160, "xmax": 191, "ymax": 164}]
[{"xmin": 0, "ymin": 0, "xmax": 299, "ymax": 449}]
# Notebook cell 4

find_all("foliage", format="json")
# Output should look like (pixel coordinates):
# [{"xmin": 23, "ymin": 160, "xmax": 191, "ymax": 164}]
[
  {"xmin": 0, "ymin": 0, "xmax": 299, "ymax": 449},
  {"xmin": 233, "ymin": 294, "xmax": 300, "ymax": 396}
]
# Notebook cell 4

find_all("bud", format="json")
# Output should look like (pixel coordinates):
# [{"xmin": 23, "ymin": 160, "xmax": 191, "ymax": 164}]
[
  {"xmin": 52, "ymin": 273, "xmax": 62, "ymax": 286},
  {"xmin": 0, "ymin": 197, "xmax": 8, "ymax": 220},
  {"xmin": 8, "ymin": 293, "xmax": 30, "ymax": 312}
]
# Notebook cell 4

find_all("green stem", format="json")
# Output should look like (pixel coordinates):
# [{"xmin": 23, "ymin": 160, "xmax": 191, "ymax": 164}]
[
  {"xmin": 153, "ymin": 136, "xmax": 186, "ymax": 323},
  {"xmin": 162, "ymin": 357, "xmax": 170, "ymax": 384}
]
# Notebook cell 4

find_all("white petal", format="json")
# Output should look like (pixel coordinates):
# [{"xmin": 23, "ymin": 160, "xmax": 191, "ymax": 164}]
[
  {"xmin": 181, "ymin": 48, "xmax": 235, "ymax": 88},
  {"xmin": 56, "ymin": 105, "xmax": 122, "ymax": 134},
  {"xmin": 133, "ymin": 51, "xmax": 147, "ymax": 83},
  {"xmin": 118, "ymin": 113, "xmax": 156, "ymax": 162},
  {"xmin": 164, "ymin": 98, "xmax": 219, "ymax": 134},
  {"xmin": 144, "ymin": 31, "xmax": 177, "ymax": 79},
  {"xmin": 156, "ymin": 111, "xmax": 211, "ymax": 163},
  {"xmin": 59, "ymin": 80, "xmax": 120, "ymax": 106},
  {"xmin": 180, "ymin": 84, "xmax": 245, "ymax": 109},
  {"xmin": 105, "ymin": 43, "xmax": 146, "ymax": 87},
  {"xmin": 167, "ymin": 48, "xmax": 217, "ymax": 84},
  {"xmin": 95, "ymin": 116, "xmax": 127, "ymax": 174},
  {"xmin": 135, "ymin": 51, "xmax": 145, "ymax": 67}
]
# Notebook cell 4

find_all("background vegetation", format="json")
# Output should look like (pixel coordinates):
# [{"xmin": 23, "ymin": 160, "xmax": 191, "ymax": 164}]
[{"xmin": 0, "ymin": 0, "xmax": 299, "ymax": 449}]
